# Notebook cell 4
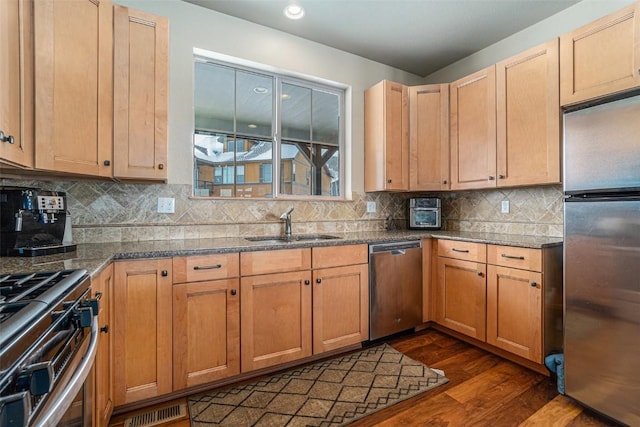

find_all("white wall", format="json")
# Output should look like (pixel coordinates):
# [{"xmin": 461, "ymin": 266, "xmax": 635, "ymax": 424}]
[
  {"xmin": 114, "ymin": 0, "xmax": 424, "ymax": 194},
  {"xmin": 425, "ymin": 0, "xmax": 637, "ymax": 83}
]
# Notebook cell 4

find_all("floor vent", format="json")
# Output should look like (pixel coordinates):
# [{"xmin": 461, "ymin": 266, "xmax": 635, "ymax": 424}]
[{"xmin": 123, "ymin": 403, "xmax": 187, "ymax": 427}]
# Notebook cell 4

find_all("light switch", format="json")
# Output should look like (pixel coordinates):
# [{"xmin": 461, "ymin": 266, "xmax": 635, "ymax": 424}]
[{"xmin": 501, "ymin": 200, "xmax": 510, "ymax": 214}]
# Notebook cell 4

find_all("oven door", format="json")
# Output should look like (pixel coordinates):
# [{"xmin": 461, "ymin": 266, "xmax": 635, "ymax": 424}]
[{"xmin": 31, "ymin": 308, "xmax": 98, "ymax": 426}]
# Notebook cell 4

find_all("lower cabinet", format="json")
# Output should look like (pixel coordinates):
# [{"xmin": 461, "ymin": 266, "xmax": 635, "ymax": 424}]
[
  {"xmin": 435, "ymin": 240, "xmax": 561, "ymax": 366},
  {"xmin": 172, "ymin": 254, "xmax": 240, "ymax": 390},
  {"xmin": 240, "ymin": 245, "xmax": 369, "ymax": 372},
  {"xmin": 312, "ymin": 244, "xmax": 369, "ymax": 353},
  {"xmin": 106, "ymin": 244, "xmax": 367, "ymax": 407},
  {"xmin": 241, "ymin": 269, "xmax": 313, "ymax": 372},
  {"xmin": 436, "ymin": 255, "xmax": 487, "ymax": 341},
  {"xmin": 93, "ymin": 264, "xmax": 114, "ymax": 427},
  {"xmin": 113, "ymin": 259, "xmax": 173, "ymax": 406},
  {"xmin": 486, "ymin": 245, "xmax": 545, "ymax": 363},
  {"xmin": 173, "ymin": 278, "xmax": 240, "ymax": 390}
]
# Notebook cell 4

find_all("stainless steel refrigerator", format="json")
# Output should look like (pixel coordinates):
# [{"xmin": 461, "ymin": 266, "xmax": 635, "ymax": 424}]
[{"xmin": 563, "ymin": 94, "xmax": 640, "ymax": 426}]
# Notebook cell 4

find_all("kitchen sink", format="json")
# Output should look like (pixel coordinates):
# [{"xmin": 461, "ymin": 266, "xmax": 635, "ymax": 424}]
[{"xmin": 245, "ymin": 234, "xmax": 342, "ymax": 243}]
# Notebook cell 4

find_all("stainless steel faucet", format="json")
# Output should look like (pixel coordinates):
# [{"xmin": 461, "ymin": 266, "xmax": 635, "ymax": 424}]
[{"xmin": 280, "ymin": 207, "xmax": 294, "ymax": 237}]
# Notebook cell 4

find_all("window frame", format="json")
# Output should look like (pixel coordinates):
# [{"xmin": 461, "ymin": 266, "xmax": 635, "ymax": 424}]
[{"xmin": 193, "ymin": 56, "xmax": 346, "ymax": 200}]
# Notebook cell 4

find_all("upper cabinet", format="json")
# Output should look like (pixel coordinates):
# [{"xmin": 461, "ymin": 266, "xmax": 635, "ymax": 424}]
[
  {"xmin": 409, "ymin": 84, "xmax": 450, "ymax": 191},
  {"xmin": 2, "ymin": 1, "xmax": 168, "ymax": 180},
  {"xmin": 450, "ymin": 65, "xmax": 497, "ymax": 190},
  {"xmin": 496, "ymin": 39, "xmax": 560, "ymax": 187},
  {"xmin": 113, "ymin": 6, "xmax": 169, "ymax": 181},
  {"xmin": 364, "ymin": 80, "xmax": 409, "ymax": 191},
  {"xmin": 560, "ymin": 2, "xmax": 640, "ymax": 106},
  {"xmin": 0, "ymin": 0, "xmax": 34, "ymax": 168},
  {"xmin": 34, "ymin": 0, "xmax": 113, "ymax": 177}
]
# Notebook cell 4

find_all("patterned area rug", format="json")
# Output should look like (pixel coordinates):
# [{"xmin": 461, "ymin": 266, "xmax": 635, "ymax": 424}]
[{"xmin": 187, "ymin": 344, "xmax": 448, "ymax": 426}]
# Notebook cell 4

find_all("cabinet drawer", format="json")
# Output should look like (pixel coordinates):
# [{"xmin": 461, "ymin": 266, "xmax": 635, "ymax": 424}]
[
  {"xmin": 437, "ymin": 240, "xmax": 486, "ymax": 262},
  {"xmin": 312, "ymin": 244, "xmax": 368, "ymax": 269},
  {"xmin": 487, "ymin": 245, "xmax": 541, "ymax": 272},
  {"xmin": 173, "ymin": 253, "xmax": 239, "ymax": 283},
  {"xmin": 241, "ymin": 248, "xmax": 311, "ymax": 276}
]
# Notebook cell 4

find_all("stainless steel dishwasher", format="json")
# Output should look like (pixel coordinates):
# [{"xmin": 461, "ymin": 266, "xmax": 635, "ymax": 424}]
[{"xmin": 369, "ymin": 240, "xmax": 422, "ymax": 340}]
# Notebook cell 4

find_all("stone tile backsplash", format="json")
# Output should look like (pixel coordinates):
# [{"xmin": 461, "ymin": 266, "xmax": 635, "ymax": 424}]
[{"xmin": 1, "ymin": 178, "xmax": 563, "ymax": 243}]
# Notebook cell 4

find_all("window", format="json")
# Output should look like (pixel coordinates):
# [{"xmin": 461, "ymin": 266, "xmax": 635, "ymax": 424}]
[
  {"xmin": 193, "ymin": 57, "xmax": 345, "ymax": 198},
  {"xmin": 260, "ymin": 164, "xmax": 272, "ymax": 183}
]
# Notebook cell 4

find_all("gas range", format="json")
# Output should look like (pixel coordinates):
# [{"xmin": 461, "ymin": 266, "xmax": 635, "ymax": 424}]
[{"xmin": 0, "ymin": 269, "xmax": 97, "ymax": 426}]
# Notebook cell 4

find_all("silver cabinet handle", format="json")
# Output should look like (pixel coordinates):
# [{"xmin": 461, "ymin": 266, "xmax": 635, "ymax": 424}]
[
  {"xmin": 501, "ymin": 253, "xmax": 525, "ymax": 260},
  {"xmin": 194, "ymin": 264, "xmax": 222, "ymax": 270}
]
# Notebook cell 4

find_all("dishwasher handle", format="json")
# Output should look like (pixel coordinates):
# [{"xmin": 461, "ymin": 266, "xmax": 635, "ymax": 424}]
[{"xmin": 369, "ymin": 240, "xmax": 421, "ymax": 254}]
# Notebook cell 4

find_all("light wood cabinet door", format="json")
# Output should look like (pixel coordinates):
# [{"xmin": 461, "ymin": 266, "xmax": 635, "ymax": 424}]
[
  {"xmin": 173, "ymin": 279, "xmax": 240, "ymax": 390},
  {"xmin": 312, "ymin": 264, "xmax": 368, "ymax": 353},
  {"xmin": 497, "ymin": 39, "xmax": 561, "ymax": 187},
  {"xmin": 113, "ymin": 5, "xmax": 168, "ymax": 181},
  {"xmin": 436, "ymin": 256, "xmax": 486, "ymax": 341},
  {"xmin": 33, "ymin": 0, "xmax": 113, "ymax": 176},
  {"xmin": 560, "ymin": 2, "xmax": 640, "ymax": 106},
  {"xmin": 450, "ymin": 66, "xmax": 497, "ymax": 190},
  {"xmin": 365, "ymin": 80, "xmax": 409, "ymax": 191},
  {"xmin": 409, "ymin": 84, "xmax": 450, "ymax": 191},
  {"xmin": 241, "ymin": 270, "xmax": 312, "ymax": 372},
  {"xmin": 487, "ymin": 265, "xmax": 542, "ymax": 363},
  {"xmin": 113, "ymin": 259, "xmax": 172, "ymax": 406},
  {"xmin": 0, "ymin": 0, "xmax": 33, "ymax": 168},
  {"xmin": 93, "ymin": 265, "xmax": 114, "ymax": 427}
]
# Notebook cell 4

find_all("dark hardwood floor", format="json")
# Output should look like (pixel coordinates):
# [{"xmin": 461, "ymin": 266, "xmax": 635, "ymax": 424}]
[{"xmin": 109, "ymin": 329, "xmax": 620, "ymax": 427}]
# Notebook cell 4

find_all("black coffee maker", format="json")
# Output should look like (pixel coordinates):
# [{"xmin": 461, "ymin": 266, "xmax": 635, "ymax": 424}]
[{"xmin": 0, "ymin": 187, "xmax": 76, "ymax": 256}]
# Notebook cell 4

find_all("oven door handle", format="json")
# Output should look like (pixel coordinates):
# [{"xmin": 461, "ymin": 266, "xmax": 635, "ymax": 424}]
[{"xmin": 32, "ymin": 308, "xmax": 98, "ymax": 427}]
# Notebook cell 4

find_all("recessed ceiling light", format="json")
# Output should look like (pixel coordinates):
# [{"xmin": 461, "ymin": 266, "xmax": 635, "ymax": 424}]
[
  {"xmin": 248, "ymin": 124, "xmax": 257, "ymax": 129},
  {"xmin": 253, "ymin": 87, "xmax": 268, "ymax": 94},
  {"xmin": 283, "ymin": 3, "xmax": 305, "ymax": 20}
]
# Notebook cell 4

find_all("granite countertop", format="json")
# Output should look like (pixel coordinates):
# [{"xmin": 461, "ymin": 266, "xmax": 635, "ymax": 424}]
[{"xmin": 0, "ymin": 230, "xmax": 562, "ymax": 277}]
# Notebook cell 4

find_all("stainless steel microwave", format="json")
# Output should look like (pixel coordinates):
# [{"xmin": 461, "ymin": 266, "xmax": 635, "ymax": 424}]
[{"xmin": 408, "ymin": 197, "xmax": 441, "ymax": 229}]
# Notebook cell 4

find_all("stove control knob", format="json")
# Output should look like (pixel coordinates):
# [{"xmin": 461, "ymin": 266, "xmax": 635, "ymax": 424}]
[
  {"xmin": 17, "ymin": 362, "xmax": 54, "ymax": 396},
  {"xmin": 73, "ymin": 306, "xmax": 93, "ymax": 328},
  {"xmin": 0, "ymin": 391, "xmax": 31, "ymax": 427},
  {"xmin": 81, "ymin": 298, "xmax": 100, "ymax": 316}
]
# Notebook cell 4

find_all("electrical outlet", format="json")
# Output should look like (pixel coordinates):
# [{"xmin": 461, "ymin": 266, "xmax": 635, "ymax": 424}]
[
  {"xmin": 157, "ymin": 197, "xmax": 175, "ymax": 214},
  {"xmin": 501, "ymin": 200, "xmax": 510, "ymax": 214},
  {"xmin": 366, "ymin": 201, "xmax": 376, "ymax": 213}
]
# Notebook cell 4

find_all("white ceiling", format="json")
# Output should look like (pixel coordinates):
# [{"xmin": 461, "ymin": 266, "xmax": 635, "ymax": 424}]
[{"xmin": 182, "ymin": 0, "xmax": 581, "ymax": 77}]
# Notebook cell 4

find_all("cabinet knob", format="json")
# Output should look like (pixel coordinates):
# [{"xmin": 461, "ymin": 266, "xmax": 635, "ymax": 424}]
[
  {"xmin": 498, "ymin": 174, "xmax": 505, "ymax": 179},
  {"xmin": 304, "ymin": 280, "xmax": 310, "ymax": 285},
  {"xmin": 488, "ymin": 176, "xmax": 495, "ymax": 181},
  {"xmin": 477, "ymin": 271, "xmax": 484, "ymax": 277},
  {"xmin": 230, "ymin": 289, "xmax": 237, "ymax": 296},
  {"xmin": 100, "ymin": 325, "xmax": 109, "ymax": 334},
  {"xmin": 530, "ymin": 281, "xmax": 538, "ymax": 288},
  {"xmin": 161, "ymin": 270, "xmax": 168, "ymax": 277},
  {"xmin": 103, "ymin": 160, "xmax": 111, "ymax": 166},
  {"xmin": 316, "ymin": 278, "xmax": 322, "ymax": 284},
  {"xmin": 0, "ymin": 130, "xmax": 15, "ymax": 144},
  {"xmin": 158, "ymin": 163, "xmax": 164, "ymax": 170},
  {"xmin": 442, "ymin": 179, "xmax": 447, "ymax": 184}
]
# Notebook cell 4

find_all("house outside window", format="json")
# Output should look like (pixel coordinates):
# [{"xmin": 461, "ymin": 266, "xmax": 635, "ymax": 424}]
[{"xmin": 193, "ymin": 57, "xmax": 345, "ymax": 198}]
